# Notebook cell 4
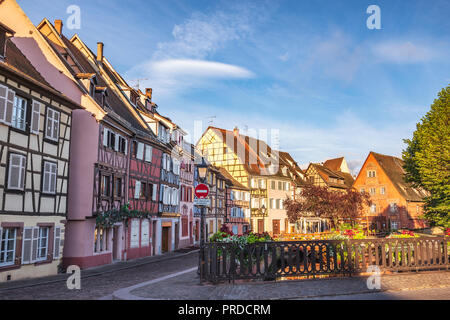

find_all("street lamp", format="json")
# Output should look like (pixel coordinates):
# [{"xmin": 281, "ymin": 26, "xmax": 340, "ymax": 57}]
[
  {"xmin": 260, "ymin": 204, "xmax": 266, "ymax": 233},
  {"xmin": 197, "ymin": 157, "xmax": 208, "ymax": 283}
]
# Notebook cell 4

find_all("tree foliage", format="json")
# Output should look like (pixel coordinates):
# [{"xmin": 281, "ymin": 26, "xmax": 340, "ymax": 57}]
[
  {"xmin": 402, "ymin": 85, "xmax": 450, "ymax": 228},
  {"xmin": 283, "ymin": 184, "xmax": 372, "ymax": 228}
]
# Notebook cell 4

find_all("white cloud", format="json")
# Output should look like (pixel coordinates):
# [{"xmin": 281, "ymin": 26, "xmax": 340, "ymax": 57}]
[
  {"xmin": 371, "ymin": 41, "xmax": 437, "ymax": 63},
  {"xmin": 151, "ymin": 59, "xmax": 254, "ymax": 79}
]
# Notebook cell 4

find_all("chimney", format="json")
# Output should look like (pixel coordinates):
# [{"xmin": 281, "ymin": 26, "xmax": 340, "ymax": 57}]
[
  {"xmin": 145, "ymin": 88, "xmax": 152, "ymax": 101},
  {"xmin": 97, "ymin": 42, "xmax": 104, "ymax": 63},
  {"xmin": 233, "ymin": 126, "xmax": 239, "ymax": 137},
  {"xmin": 54, "ymin": 20, "xmax": 63, "ymax": 35}
]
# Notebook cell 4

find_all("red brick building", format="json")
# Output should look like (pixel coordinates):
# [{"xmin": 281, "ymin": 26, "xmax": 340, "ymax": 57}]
[{"xmin": 353, "ymin": 152, "xmax": 429, "ymax": 231}]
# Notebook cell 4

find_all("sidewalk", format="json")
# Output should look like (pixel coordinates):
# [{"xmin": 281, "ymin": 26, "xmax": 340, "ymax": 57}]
[
  {"xmin": 0, "ymin": 246, "xmax": 199, "ymax": 292},
  {"xmin": 114, "ymin": 270, "xmax": 450, "ymax": 300}
]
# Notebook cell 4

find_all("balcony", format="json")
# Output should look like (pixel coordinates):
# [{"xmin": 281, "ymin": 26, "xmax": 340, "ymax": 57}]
[
  {"xmin": 251, "ymin": 207, "xmax": 268, "ymax": 217},
  {"xmin": 161, "ymin": 169, "xmax": 180, "ymax": 185},
  {"xmin": 159, "ymin": 203, "xmax": 179, "ymax": 215},
  {"xmin": 250, "ymin": 188, "xmax": 267, "ymax": 198}
]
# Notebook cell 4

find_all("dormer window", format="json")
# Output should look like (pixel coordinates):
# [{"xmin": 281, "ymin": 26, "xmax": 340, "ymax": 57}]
[{"xmin": 0, "ymin": 23, "xmax": 15, "ymax": 61}]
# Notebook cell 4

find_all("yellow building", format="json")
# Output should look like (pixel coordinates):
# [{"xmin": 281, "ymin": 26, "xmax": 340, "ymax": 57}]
[{"xmin": 197, "ymin": 126, "xmax": 304, "ymax": 235}]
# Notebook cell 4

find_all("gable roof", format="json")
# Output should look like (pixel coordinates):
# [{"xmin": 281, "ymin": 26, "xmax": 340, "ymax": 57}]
[
  {"xmin": 369, "ymin": 152, "xmax": 428, "ymax": 202},
  {"xmin": 307, "ymin": 162, "xmax": 354, "ymax": 189},
  {"xmin": 202, "ymin": 126, "xmax": 305, "ymax": 182},
  {"xmin": 323, "ymin": 157, "xmax": 344, "ymax": 172},
  {"xmin": 217, "ymin": 167, "xmax": 248, "ymax": 190}
]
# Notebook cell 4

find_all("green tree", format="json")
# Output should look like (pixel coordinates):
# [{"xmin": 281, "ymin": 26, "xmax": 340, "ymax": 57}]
[{"xmin": 403, "ymin": 85, "xmax": 450, "ymax": 228}]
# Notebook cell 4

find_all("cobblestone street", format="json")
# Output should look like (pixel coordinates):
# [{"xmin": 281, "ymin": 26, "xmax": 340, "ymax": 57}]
[{"xmin": 0, "ymin": 249, "xmax": 199, "ymax": 300}]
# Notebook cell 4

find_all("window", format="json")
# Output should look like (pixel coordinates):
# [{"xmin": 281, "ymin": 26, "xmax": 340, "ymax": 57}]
[
  {"xmin": 271, "ymin": 181, "xmax": 276, "ymax": 189},
  {"xmin": 380, "ymin": 187, "xmax": 386, "ymax": 195},
  {"xmin": 278, "ymin": 181, "xmax": 282, "ymax": 190},
  {"xmin": 360, "ymin": 188, "xmax": 365, "ymax": 193},
  {"xmin": 36, "ymin": 227, "xmax": 49, "ymax": 261},
  {"xmin": 104, "ymin": 129, "xmax": 115, "ymax": 149},
  {"xmin": 370, "ymin": 187, "xmax": 376, "ymax": 195},
  {"xmin": 285, "ymin": 182, "xmax": 290, "ymax": 191},
  {"xmin": 391, "ymin": 221, "xmax": 399, "ymax": 230},
  {"xmin": 370, "ymin": 204, "xmax": 377, "ymax": 213},
  {"xmin": 232, "ymin": 226, "xmax": 238, "ymax": 235},
  {"xmin": 12, "ymin": 95, "xmax": 27, "ymax": 130},
  {"xmin": 114, "ymin": 177, "xmax": 122, "ymax": 198},
  {"xmin": 269, "ymin": 198, "xmax": 274, "ymax": 209},
  {"xmin": 390, "ymin": 203, "xmax": 398, "ymax": 213},
  {"xmin": 94, "ymin": 227, "xmax": 108, "ymax": 253},
  {"xmin": 42, "ymin": 161, "xmax": 57, "ymax": 194},
  {"xmin": 140, "ymin": 182, "xmax": 147, "ymax": 199},
  {"xmin": 276, "ymin": 199, "xmax": 281, "ymax": 209},
  {"xmin": 45, "ymin": 108, "xmax": 60, "ymax": 141},
  {"xmin": 136, "ymin": 142, "xmax": 144, "ymax": 160},
  {"xmin": 7, "ymin": 153, "xmax": 26, "ymax": 191},
  {"xmin": 118, "ymin": 136, "xmax": 127, "ymax": 154},
  {"xmin": 144, "ymin": 145, "xmax": 153, "ymax": 162},
  {"xmin": 0, "ymin": 228, "xmax": 17, "ymax": 266},
  {"xmin": 101, "ymin": 175, "xmax": 111, "ymax": 197},
  {"xmin": 0, "ymin": 31, "xmax": 6, "ymax": 58},
  {"xmin": 367, "ymin": 170, "xmax": 376, "ymax": 178}
]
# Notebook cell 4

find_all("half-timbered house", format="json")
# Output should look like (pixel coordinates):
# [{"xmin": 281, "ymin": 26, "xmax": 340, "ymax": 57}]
[{"xmin": 0, "ymin": 24, "xmax": 80, "ymax": 281}]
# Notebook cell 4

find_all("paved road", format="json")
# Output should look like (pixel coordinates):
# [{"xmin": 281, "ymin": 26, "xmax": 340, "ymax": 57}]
[{"xmin": 0, "ymin": 251, "xmax": 199, "ymax": 300}]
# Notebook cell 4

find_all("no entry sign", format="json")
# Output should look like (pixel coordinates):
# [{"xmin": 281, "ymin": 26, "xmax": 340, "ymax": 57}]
[{"xmin": 195, "ymin": 183, "xmax": 209, "ymax": 199}]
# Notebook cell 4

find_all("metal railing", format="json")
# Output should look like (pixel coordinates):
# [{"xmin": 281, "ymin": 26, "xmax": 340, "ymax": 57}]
[{"xmin": 199, "ymin": 237, "xmax": 449, "ymax": 283}]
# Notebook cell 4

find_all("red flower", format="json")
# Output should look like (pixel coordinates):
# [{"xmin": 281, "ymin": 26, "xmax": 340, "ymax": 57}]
[{"xmin": 445, "ymin": 228, "xmax": 450, "ymax": 236}]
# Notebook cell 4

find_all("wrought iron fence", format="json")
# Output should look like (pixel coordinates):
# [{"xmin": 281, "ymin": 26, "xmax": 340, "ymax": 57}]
[{"xmin": 199, "ymin": 237, "xmax": 449, "ymax": 283}]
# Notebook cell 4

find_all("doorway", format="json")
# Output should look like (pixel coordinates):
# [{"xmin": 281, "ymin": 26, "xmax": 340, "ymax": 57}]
[
  {"xmin": 175, "ymin": 223, "xmax": 179, "ymax": 250},
  {"xmin": 272, "ymin": 220, "xmax": 280, "ymax": 235},
  {"xmin": 258, "ymin": 219, "xmax": 264, "ymax": 233},
  {"xmin": 112, "ymin": 226, "xmax": 120, "ymax": 261},
  {"xmin": 162, "ymin": 227, "xmax": 170, "ymax": 253},
  {"xmin": 152, "ymin": 221, "xmax": 157, "ymax": 255}
]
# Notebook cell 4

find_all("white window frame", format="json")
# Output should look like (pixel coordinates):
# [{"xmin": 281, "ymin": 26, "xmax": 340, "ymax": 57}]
[
  {"xmin": 12, "ymin": 95, "xmax": 27, "ymax": 131},
  {"xmin": 42, "ymin": 161, "xmax": 57, "ymax": 194},
  {"xmin": 36, "ymin": 227, "xmax": 49, "ymax": 262},
  {"xmin": 0, "ymin": 228, "xmax": 17, "ymax": 267},
  {"xmin": 45, "ymin": 107, "xmax": 60, "ymax": 141},
  {"xmin": 144, "ymin": 145, "xmax": 152, "ymax": 163},
  {"xmin": 7, "ymin": 153, "xmax": 26, "ymax": 191}
]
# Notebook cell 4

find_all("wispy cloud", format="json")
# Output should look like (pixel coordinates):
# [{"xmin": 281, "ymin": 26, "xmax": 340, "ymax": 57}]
[
  {"xmin": 371, "ymin": 41, "xmax": 437, "ymax": 63},
  {"xmin": 151, "ymin": 59, "xmax": 254, "ymax": 78}
]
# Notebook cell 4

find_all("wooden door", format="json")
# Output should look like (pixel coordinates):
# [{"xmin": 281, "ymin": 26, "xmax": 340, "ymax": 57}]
[
  {"xmin": 175, "ymin": 223, "xmax": 179, "ymax": 250},
  {"xmin": 273, "ymin": 220, "xmax": 280, "ymax": 235},
  {"xmin": 162, "ymin": 227, "xmax": 169, "ymax": 253},
  {"xmin": 189, "ymin": 222, "xmax": 193, "ymax": 244},
  {"xmin": 258, "ymin": 219, "xmax": 264, "ymax": 233},
  {"xmin": 152, "ymin": 221, "xmax": 157, "ymax": 255}
]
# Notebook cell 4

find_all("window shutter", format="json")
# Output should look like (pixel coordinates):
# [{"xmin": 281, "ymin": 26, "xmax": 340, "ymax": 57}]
[
  {"xmin": 31, "ymin": 227, "xmax": 39, "ymax": 263},
  {"xmin": 124, "ymin": 139, "xmax": 128, "ymax": 155},
  {"xmin": 159, "ymin": 184, "xmax": 164, "ymax": 202},
  {"xmin": 0, "ymin": 84, "xmax": 7, "ymax": 123},
  {"xmin": 103, "ymin": 128, "xmax": 108, "ymax": 146},
  {"xmin": 114, "ymin": 134, "xmax": 119, "ymax": 151},
  {"xmin": 134, "ymin": 181, "xmax": 141, "ymax": 199},
  {"xmin": 4, "ymin": 88, "xmax": 15, "ymax": 125},
  {"xmin": 30, "ymin": 100, "xmax": 41, "ymax": 134},
  {"xmin": 43, "ymin": 162, "xmax": 50, "ymax": 193},
  {"xmin": 130, "ymin": 219, "xmax": 139, "ymax": 248},
  {"xmin": 152, "ymin": 184, "xmax": 157, "ymax": 201},
  {"xmin": 145, "ymin": 145, "xmax": 152, "ymax": 162},
  {"xmin": 53, "ymin": 227, "xmax": 61, "ymax": 259},
  {"xmin": 141, "ymin": 220, "xmax": 149, "ymax": 246},
  {"xmin": 136, "ymin": 143, "xmax": 144, "ymax": 160}
]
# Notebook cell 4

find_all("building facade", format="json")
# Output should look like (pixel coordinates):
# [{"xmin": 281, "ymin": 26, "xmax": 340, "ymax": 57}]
[
  {"xmin": 352, "ymin": 152, "xmax": 429, "ymax": 231},
  {"xmin": 0, "ymin": 23, "xmax": 80, "ymax": 281}
]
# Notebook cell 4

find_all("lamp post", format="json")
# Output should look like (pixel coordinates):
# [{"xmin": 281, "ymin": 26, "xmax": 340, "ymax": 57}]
[
  {"xmin": 197, "ymin": 157, "xmax": 208, "ymax": 283},
  {"xmin": 260, "ymin": 204, "xmax": 266, "ymax": 233}
]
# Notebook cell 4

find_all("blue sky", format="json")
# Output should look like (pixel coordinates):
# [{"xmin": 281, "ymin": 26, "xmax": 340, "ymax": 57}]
[{"xmin": 18, "ymin": 0, "xmax": 450, "ymax": 173}]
